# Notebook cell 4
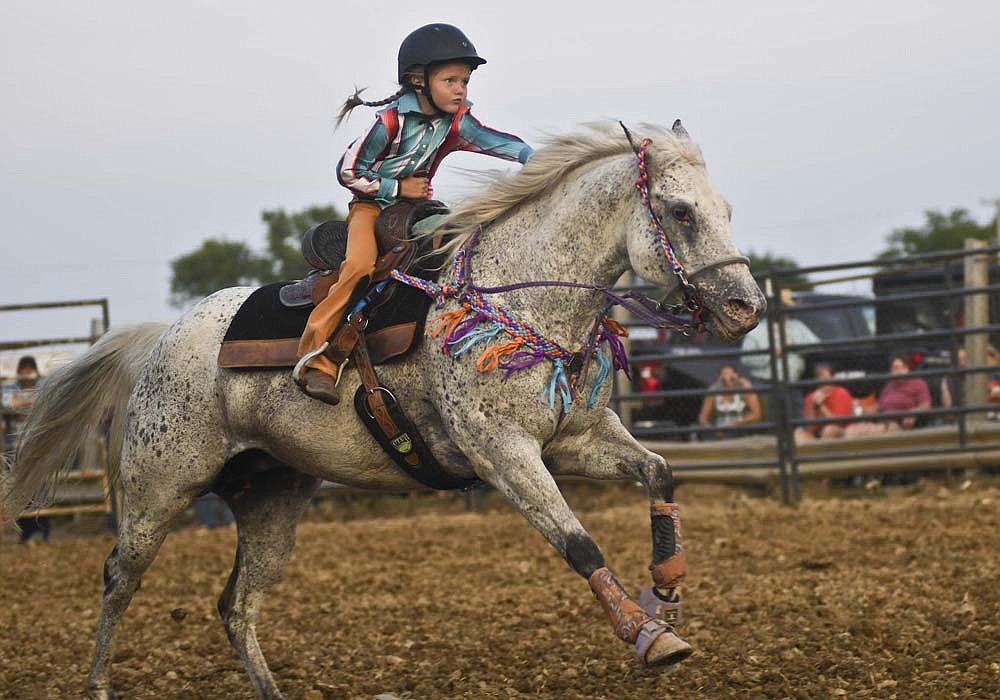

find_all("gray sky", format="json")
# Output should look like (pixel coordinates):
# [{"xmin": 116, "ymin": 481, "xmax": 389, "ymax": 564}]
[{"xmin": 1, "ymin": 0, "xmax": 998, "ymax": 345}]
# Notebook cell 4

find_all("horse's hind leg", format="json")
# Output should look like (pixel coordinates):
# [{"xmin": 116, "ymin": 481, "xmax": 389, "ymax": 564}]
[
  {"xmin": 216, "ymin": 462, "xmax": 320, "ymax": 700},
  {"xmin": 87, "ymin": 486, "xmax": 193, "ymax": 699}
]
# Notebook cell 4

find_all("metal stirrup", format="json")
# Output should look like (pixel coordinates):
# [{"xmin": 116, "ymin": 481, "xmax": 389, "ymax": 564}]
[
  {"xmin": 292, "ymin": 342, "xmax": 329, "ymax": 383},
  {"xmin": 334, "ymin": 357, "xmax": 350, "ymax": 387}
]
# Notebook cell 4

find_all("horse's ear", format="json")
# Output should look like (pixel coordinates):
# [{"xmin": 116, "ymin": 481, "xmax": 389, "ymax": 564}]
[{"xmin": 672, "ymin": 119, "xmax": 690, "ymax": 139}]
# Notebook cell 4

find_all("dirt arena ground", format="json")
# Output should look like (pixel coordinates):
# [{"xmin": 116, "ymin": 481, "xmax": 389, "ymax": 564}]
[{"xmin": 2, "ymin": 478, "xmax": 999, "ymax": 700}]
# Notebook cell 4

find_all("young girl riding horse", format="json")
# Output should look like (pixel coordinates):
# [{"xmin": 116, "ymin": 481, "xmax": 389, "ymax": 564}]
[{"xmin": 296, "ymin": 23, "xmax": 534, "ymax": 404}]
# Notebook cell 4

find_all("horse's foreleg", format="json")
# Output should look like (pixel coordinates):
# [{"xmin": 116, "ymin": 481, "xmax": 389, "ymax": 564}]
[
  {"xmin": 217, "ymin": 465, "xmax": 320, "ymax": 700},
  {"xmin": 544, "ymin": 408, "xmax": 687, "ymax": 625},
  {"xmin": 453, "ymin": 425, "xmax": 690, "ymax": 667}
]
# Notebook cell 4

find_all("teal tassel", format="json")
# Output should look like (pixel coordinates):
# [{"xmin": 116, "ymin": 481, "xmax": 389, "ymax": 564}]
[
  {"xmin": 540, "ymin": 360, "xmax": 573, "ymax": 414},
  {"xmin": 587, "ymin": 351, "xmax": 612, "ymax": 408},
  {"xmin": 448, "ymin": 322, "xmax": 504, "ymax": 357}
]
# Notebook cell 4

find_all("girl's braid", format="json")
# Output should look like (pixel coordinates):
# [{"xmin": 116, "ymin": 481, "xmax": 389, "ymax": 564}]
[{"xmin": 335, "ymin": 85, "xmax": 411, "ymax": 128}]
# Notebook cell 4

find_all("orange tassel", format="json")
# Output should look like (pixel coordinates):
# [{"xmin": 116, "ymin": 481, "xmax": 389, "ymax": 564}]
[
  {"xmin": 602, "ymin": 317, "xmax": 629, "ymax": 337},
  {"xmin": 428, "ymin": 305, "xmax": 470, "ymax": 341},
  {"xmin": 476, "ymin": 338, "xmax": 525, "ymax": 373}
]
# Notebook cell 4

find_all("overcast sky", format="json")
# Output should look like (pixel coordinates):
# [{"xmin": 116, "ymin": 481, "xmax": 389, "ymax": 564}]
[{"xmin": 1, "ymin": 0, "xmax": 998, "ymax": 345}]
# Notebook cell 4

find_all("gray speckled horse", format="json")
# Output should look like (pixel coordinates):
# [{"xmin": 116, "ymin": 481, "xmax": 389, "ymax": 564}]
[{"xmin": 1, "ymin": 122, "xmax": 764, "ymax": 700}]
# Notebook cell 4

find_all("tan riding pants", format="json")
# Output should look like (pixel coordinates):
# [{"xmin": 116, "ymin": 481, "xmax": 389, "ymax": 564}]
[{"xmin": 297, "ymin": 200, "xmax": 381, "ymax": 378}]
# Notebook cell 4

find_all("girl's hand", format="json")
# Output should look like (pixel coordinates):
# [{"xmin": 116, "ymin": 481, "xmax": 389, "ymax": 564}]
[{"xmin": 400, "ymin": 176, "xmax": 430, "ymax": 199}]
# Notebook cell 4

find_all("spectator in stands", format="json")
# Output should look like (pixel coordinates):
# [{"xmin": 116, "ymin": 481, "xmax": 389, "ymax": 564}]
[
  {"xmin": 795, "ymin": 363, "xmax": 854, "ymax": 444},
  {"xmin": 1, "ymin": 356, "xmax": 50, "ymax": 543},
  {"xmin": 986, "ymin": 345, "xmax": 1000, "ymax": 409},
  {"xmin": 941, "ymin": 345, "xmax": 1000, "ymax": 410},
  {"xmin": 740, "ymin": 288, "xmax": 819, "ymax": 420},
  {"xmin": 698, "ymin": 364, "xmax": 761, "ymax": 437},
  {"xmin": 845, "ymin": 354, "xmax": 931, "ymax": 437}
]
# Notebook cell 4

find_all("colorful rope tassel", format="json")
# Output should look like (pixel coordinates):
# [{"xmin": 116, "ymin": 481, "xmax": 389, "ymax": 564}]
[
  {"xmin": 588, "ymin": 350, "xmax": 612, "ymax": 409},
  {"xmin": 428, "ymin": 305, "xmax": 470, "ymax": 348},
  {"xmin": 541, "ymin": 360, "xmax": 573, "ymax": 414},
  {"xmin": 476, "ymin": 338, "xmax": 526, "ymax": 373},
  {"xmin": 448, "ymin": 321, "xmax": 504, "ymax": 357}
]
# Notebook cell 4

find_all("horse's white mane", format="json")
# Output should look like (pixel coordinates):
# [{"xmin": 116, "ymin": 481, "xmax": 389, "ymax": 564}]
[{"xmin": 435, "ymin": 121, "xmax": 705, "ymax": 252}]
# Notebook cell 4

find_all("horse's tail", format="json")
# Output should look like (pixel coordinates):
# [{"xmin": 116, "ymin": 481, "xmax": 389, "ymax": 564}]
[{"xmin": 1, "ymin": 322, "xmax": 168, "ymax": 524}]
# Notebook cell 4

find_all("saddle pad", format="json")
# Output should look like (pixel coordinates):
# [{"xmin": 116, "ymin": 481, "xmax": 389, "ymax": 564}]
[{"xmin": 218, "ymin": 275, "xmax": 439, "ymax": 370}]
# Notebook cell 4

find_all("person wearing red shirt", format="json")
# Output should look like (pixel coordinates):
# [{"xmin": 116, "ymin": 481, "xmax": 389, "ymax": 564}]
[
  {"xmin": 846, "ymin": 354, "xmax": 932, "ymax": 437},
  {"xmin": 795, "ymin": 363, "xmax": 854, "ymax": 443}
]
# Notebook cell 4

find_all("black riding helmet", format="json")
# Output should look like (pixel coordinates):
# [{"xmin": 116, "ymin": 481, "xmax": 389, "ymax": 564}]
[{"xmin": 397, "ymin": 23, "xmax": 487, "ymax": 83}]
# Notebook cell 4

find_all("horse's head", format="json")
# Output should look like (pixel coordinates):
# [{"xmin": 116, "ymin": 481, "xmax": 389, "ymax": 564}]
[{"xmin": 622, "ymin": 121, "xmax": 765, "ymax": 341}]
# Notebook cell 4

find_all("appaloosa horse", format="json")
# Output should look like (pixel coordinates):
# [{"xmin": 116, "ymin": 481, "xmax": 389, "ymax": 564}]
[{"xmin": 2, "ymin": 121, "xmax": 764, "ymax": 699}]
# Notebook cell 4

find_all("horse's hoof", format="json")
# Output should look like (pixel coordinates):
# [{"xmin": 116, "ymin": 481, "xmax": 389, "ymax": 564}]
[
  {"xmin": 85, "ymin": 686, "xmax": 117, "ymax": 700},
  {"xmin": 638, "ymin": 585, "xmax": 682, "ymax": 625},
  {"xmin": 635, "ymin": 619, "xmax": 693, "ymax": 668}
]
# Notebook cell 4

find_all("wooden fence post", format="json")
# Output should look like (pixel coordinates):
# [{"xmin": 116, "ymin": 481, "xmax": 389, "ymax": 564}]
[{"xmin": 964, "ymin": 239, "xmax": 989, "ymax": 409}]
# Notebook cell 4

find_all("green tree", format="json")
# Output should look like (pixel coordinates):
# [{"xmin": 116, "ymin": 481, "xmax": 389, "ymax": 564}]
[
  {"xmin": 169, "ymin": 239, "xmax": 271, "ymax": 307},
  {"xmin": 169, "ymin": 204, "xmax": 343, "ymax": 307},
  {"xmin": 879, "ymin": 208, "xmax": 996, "ymax": 258},
  {"xmin": 746, "ymin": 249, "xmax": 811, "ymax": 290},
  {"xmin": 258, "ymin": 205, "xmax": 340, "ymax": 283}
]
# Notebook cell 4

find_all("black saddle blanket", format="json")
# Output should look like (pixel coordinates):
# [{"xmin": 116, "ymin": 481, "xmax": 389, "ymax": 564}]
[{"xmin": 223, "ymin": 277, "xmax": 436, "ymax": 353}]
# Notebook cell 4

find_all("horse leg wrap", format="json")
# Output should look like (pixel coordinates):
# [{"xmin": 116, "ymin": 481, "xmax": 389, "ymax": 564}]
[
  {"xmin": 589, "ymin": 567, "xmax": 688, "ymax": 666},
  {"xmin": 640, "ymin": 502, "xmax": 686, "ymax": 624},
  {"xmin": 589, "ymin": 567, "xmax": 651, "ymax": 644},
  {"xmin": 649, "ymin": 502, "xmax": 686, "ymax": 588}
]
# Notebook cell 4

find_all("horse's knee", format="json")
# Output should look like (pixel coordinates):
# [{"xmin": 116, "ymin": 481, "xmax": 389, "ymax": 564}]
[
  {"xmin": 565, "ymin": 532, "xmax": 606, "ymax": 578},
  {"xmin": 639, "ymin": 456, "xmax": 674, "ymax": 502},
  {"xmin": 102, "ymin": 543, "xmax": 145, "ymax": 601},
  {"xmin": 102, "ymin": 545, "xmax": 119, "ymax": 596}
]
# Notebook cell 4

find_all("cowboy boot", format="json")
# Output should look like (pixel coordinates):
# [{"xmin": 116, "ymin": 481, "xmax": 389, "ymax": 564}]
[
  {"xmin": 297, "ymin": 368, "xmax": 341, "ymax": 405},
  {"xmin": 294, "ymin": 275, "xmax": 371, "ymax": 406}
]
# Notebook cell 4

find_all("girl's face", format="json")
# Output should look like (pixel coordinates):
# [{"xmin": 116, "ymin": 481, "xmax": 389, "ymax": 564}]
[
  {"xmin": 422, "ymin": 62, "xmax": 472, "ymax": 114},
  {"xmin": 719, "ymin": 365, "xmax": 738, "ymax": 387}
]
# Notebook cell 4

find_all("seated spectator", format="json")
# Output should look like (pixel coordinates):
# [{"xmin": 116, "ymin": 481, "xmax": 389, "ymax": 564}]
[
  {"xmin": 697, "ymin": 364, "xmax": 761, "ymax": 437},
  {"xmin": 1, "ymin": 356, "xmax": 50, "ymax": 543},
  {"xmin": 940, "ymin": 346, "xmax": 1000, "ymax": 414},
  {"xmin": 794, "ymin": 363, "xmax": 854, "ymax": 444},
  {"xmin": 987, "ymin": 345, "xmax": 1000, "ymax": 407},
  {"xmin": 845, "ymin": 354, "xmax": 931, "ymax": 438}
]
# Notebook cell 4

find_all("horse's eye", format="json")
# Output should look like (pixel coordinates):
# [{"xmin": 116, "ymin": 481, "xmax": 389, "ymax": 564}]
[{"xmin": 671, "ymin": 205, "xmax": 692, "ymax": 223}]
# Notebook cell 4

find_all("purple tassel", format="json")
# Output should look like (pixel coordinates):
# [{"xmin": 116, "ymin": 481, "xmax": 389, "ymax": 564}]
[
  {"xmin": 600, "ymin": 326, "xmax": 631, "ymax": 380},
  {"xmin": 498, "ymin": 348, "xmax": 547, "ymax": 381},
  {"xmin": 444, "ymin": 311, "xmax": 490, "ymax": 351}
]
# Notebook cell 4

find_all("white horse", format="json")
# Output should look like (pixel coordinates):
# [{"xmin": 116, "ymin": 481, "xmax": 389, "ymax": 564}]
[{"xmin": 2, "ymin": 121, "xmax": 764, "ymax": 700}]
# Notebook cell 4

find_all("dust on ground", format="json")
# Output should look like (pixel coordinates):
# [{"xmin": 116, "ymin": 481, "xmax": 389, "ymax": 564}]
[{"xmin": 2, "ymin": 479, "xmax": 998, "ymax": 699}]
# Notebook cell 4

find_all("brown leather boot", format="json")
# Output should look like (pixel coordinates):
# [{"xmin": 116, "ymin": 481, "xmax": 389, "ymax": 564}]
[{"xmin": 297, "ymin": 368, "xmax": 340, "ymax": 405}]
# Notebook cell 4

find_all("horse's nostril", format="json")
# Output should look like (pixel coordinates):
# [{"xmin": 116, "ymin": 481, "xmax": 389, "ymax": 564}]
[{"xmin": 723, "ymin": 298, "xmax": 761, "ymax": 329}]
